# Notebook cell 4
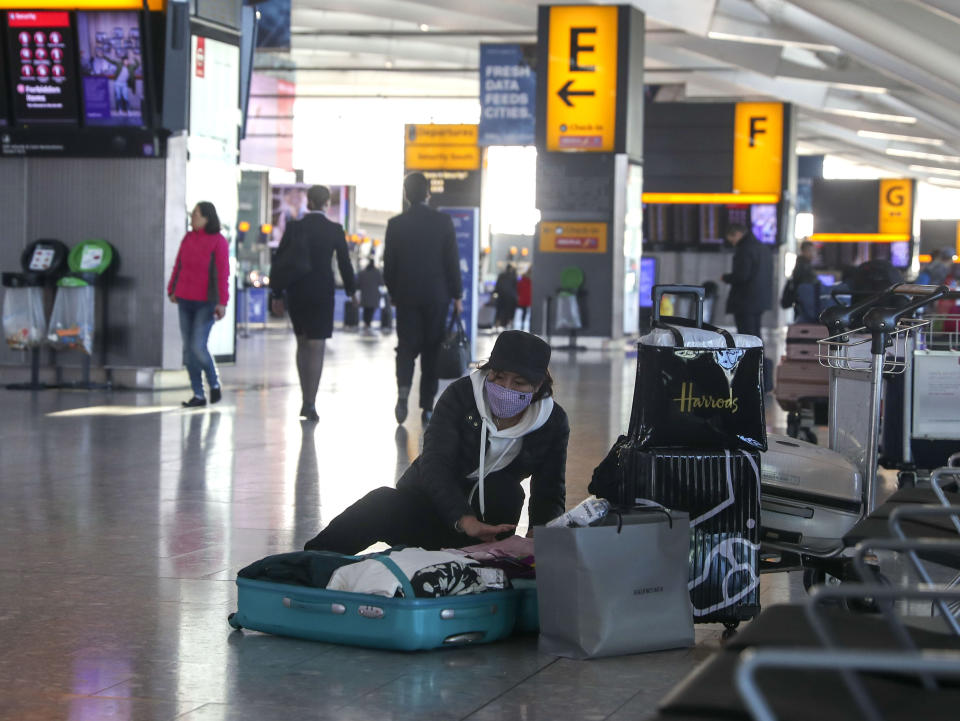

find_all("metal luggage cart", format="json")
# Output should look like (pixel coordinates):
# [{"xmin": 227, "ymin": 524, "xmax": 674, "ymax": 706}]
[
  {"xmin": 760, "ymin": 284, "xmax": 958, "ymax": 585},
  {"xmin": 894, "ymin": 314, "xmax": 960, "ymax": 481},
  {"xmin": 817, "ymin": 318, "xmax": 928, "ymax": 514}
]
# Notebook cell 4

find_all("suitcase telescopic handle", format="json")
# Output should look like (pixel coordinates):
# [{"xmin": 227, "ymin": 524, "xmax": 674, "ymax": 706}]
[{"xmin": 652, "ymin": 285, "xmax": 705, "ymax": 327}]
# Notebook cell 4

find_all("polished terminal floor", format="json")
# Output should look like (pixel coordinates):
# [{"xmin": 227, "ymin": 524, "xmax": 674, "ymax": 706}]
[{"xmin": 1, "ymin": 324, "xmax": 810, "ymax": 721}]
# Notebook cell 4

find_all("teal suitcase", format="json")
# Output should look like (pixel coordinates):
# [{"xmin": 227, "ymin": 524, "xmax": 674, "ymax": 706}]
[
  {"xmin": 512, "ymin": 579, "xmax": 539, "ymax": 634},
  {"xmin": 228, "ymin": 554, "xmax": 518, "ymax": 651}
]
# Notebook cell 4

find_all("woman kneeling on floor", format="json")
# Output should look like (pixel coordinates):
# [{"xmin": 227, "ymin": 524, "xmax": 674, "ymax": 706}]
[{"xmin": 304, "ymin": 330, "xmax": 569, "ymax": 553}]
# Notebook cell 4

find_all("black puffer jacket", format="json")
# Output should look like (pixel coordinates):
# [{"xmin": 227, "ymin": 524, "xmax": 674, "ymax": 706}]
[{"xmin": 396, "ymin": 376, "xmax": 569, "ymax": 529}]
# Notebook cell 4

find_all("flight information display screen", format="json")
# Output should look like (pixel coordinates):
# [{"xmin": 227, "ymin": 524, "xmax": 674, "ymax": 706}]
[{"xmin": 6, "ymin": 10, "xmax": 79, "ymax": 124}]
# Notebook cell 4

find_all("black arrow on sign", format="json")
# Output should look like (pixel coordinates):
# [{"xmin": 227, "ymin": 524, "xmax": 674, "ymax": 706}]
[{"xmin": 557, "ymin": 79, "xmax": 594, "ymax": 107}]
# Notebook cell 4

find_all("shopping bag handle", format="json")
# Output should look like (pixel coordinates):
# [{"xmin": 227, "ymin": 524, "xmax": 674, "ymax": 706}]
[
  {"xmin": 653, "ymin": 314, "xmax": 736, "ymax": 349},
  {"xmin": 607, "ymin": 502, "xmax": 675, "ymax": 532}
]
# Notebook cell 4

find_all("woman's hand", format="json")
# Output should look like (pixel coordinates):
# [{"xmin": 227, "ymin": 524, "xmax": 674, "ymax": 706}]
[
  {"xmin": 458, "ymin": 515, "xmax": 516, "ymax": 543},
  {"xmin": 168, "ymin": 293, "xmax": 178, "ymax": 304},
  {"xmin": 213, "ymin": 304, "xmax": 226, "ymax": 320}
]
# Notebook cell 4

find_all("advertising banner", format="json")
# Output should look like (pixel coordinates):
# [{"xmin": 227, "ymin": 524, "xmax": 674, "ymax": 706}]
[
  {"xmin": 478, "ymin": 44, "xmax": 535, "ymax": 146},
  {"xmin": 440, "ymin": 207, "xmax": 479, "ymax": 361},
  {"xmin": 77, "ymin": 11, "xmax": 144, "ymax": 126}
]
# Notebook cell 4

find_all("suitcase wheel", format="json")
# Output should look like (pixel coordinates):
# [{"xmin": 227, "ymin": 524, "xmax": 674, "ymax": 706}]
[{"xmin": 227, "ymin": 612, "xmax": 242, "ymax": 630}]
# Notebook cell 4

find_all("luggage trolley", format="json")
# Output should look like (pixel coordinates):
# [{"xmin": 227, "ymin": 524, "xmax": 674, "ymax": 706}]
[
  {"xmin": 759, "ymin": 284, "xmax": 960, "ymax": 585},
  {"xmin": 886, "ymin": 310, "xmax": 960, "ymax": 482}
]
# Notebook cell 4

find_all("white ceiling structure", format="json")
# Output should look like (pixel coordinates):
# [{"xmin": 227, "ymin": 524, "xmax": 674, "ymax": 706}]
[{"xmin": 255, "ymin": 0, "xmax": 960, "ymax": 188}]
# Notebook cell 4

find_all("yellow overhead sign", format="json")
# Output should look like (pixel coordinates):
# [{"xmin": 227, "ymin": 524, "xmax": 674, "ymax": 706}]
[
  {"xmin": 403, "ymin": 124, "xmax": 480, "ymax": 170},
  {"xmin": 878, "ymin": 179, "xmax": 912, "ymax": 236},
  {"xmin": 404, "ymin": 145, "xmax": 480, "ymax": 171},
  {"xmin": 405, "ymin": 124, "xmax": 478, "ymax": 147},
  {"xmin": 0, "ymin": 1, "xmax": 165, "ymax": 8},
  {"xmin": 545, "ymin": 5, "xmax": 619, "ymax": 152},
  {"xmin": 540, "ymin": 221, "xmax": 608, "ymax": 253},
  {"xmin": 732, "ymin": 102, "xmax": 783, "ymax": 197}
]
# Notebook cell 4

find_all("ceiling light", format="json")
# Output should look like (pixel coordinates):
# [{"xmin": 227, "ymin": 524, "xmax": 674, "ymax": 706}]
[
  {"xmin": 908, "ymin": 164, "xmax": 960, "ymax": 177},
  {"xmin": 927, "ymin": 177, "xmax": 960, "ymax": 189},
  {"xmin": 886, "ymin": 148, "xmax": 960, "ymax": 163},
  {"xmin": 706, "ymin": 31, "xmax": 837, "ymax": 52},
  {"xmin": 825, "ymin": 108, "xmax": 917, "ymax": 124},
  {"xmin": 384, "ymin": 60, "xmax": 394, "ymax": 69},
  {"xmin": 419, "ymin": 24, "xmax": 429, "ymax": 32},
  {"xmin": 857, "ymin": 130, "xmax": 943, "ymax": 145},
  {"xmin": 829, "ymin": 82, "xmax": 887, "ymax": 95}
]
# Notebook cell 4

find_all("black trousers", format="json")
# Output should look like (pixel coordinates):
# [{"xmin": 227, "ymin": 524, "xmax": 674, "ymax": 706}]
[
  {"xmin": 734, "ymin": 312, "xmax": 763, "ymax": 338},
  {"xmin": 362, "ymin": 306, "xmax": 376, "ymax": 327},
  {"xmin": 395, "ymin": 303, "xmax": 448, "ymax": 411},
  {"xmin": 303, "ymin": 484, "xmax": 524, "ymax": 555}
]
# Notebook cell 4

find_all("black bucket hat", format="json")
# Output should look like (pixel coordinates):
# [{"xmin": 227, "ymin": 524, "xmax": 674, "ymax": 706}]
[{"xmin": 487, "ymin": 331, "xmax": 551, "ymax": 385}]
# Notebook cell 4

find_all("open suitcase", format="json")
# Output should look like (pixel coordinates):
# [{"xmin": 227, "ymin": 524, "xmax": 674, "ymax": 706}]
[{"xmin": 228, "ymin": 553, "xmax": 519, "ymax": 651}]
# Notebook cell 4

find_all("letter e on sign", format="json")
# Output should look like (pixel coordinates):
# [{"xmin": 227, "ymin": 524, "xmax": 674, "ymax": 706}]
[
  {"xmin": 733, "ymin": 102, "xmax": 783, "ymax": 196},
  {"xmin": 546, "ymin": 5, "xmax": 618, "ymax": 152}
]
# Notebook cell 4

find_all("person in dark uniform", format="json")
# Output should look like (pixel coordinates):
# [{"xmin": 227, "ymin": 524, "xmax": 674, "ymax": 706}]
[
  {"xmin": 722, "ymin": 223, "xmax": 773, "ymax": 338},
  {"xmin": 357, "ymin": 255, "xmax": 383, "ymax": 332},
  {"xmin": 303, "ymin": 330, "xmax": 568, "ymax": 553},
  {"xmin": 274, "ymin": 185, "xmax": 356, "ymax": 421},
  {"xmin": 384, "ymin": 172, "xmax": 463, "ymax": 425}
]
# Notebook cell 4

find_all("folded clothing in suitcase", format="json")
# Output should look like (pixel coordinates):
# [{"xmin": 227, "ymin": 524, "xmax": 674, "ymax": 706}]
[
  {"xmin": 590, "ymin": 438, "xmax": 762, "ymax": 625},
  {"xmin": 229, "ymin": 551, "xmax": 518, "ymax": 650}
]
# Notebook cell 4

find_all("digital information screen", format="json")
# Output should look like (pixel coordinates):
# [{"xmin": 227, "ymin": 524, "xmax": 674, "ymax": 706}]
[
  {"xmin": 76, "ymin": 11, "xmax": 144, "ymax": 126},
  {"xmin": 6, "ymin": 10, "xmax": 78, "ymax": 124},
  {"xmin": 751, "ymin": 204, "xmax": 779, "ymax": 245},
  {"xmin": 638, "ymin": 256, "xmax": 657, "ymax": 308}
]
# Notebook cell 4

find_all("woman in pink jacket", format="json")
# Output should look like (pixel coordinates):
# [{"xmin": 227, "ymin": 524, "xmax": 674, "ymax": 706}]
[{"xmin": 167, "ymin": 202, "xmax": 230, "ymax": 407}]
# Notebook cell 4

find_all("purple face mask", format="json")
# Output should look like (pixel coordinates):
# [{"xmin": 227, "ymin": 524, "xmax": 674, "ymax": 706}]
[{"xmin": 484, "ymin": 378, "xmax": 533, "ymax": 419}]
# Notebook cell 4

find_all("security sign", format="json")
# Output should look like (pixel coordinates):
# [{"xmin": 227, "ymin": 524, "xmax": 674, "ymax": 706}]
[{"xmin": 545, "ymin": 5, "xmax": 618, "ymax": 152}]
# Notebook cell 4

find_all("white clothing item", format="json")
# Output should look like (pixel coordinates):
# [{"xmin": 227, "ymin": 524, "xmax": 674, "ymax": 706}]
[
  {"xmin": 326, "ymin": 548, "xmax": 477, "ymax": 597},
  {"xmin": 467, "ymin": 369, "xmax": 554, "ymax": 519}
]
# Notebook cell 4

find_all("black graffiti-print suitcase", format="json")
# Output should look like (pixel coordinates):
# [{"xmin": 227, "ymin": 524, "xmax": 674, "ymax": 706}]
[{"xmin": 590, "ymin": 439, "xmax": 762, "ymax": 627}]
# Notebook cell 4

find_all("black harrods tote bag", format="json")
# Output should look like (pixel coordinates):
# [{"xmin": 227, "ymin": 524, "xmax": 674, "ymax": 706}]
[{"xmin": 628, "ymin": 317, "xmax": 767, "ymax": 452}]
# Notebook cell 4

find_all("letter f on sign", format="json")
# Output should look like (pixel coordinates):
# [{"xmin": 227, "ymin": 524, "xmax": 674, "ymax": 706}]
[{"xmin": 749, "ymin": 116, "xmax": 767, "ymax": 147}]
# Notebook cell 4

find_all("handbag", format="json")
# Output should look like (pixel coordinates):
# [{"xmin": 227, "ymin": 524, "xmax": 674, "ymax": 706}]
[
  {"xmin": 536, "ymin": 505, "xmax": 695, "ymax": 659},
  {"xmin": 436, "ymin": 310, "xmax": 470, "ymax": 379}
]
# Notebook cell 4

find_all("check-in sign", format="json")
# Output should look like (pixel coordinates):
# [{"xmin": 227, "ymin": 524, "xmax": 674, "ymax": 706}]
[
  {"xmin": 732, "ymin": 102, "xmax": 783, "ymax": 196},
  {"xmin": 878, "ymin": 179, "xmax": 912, "ymax": 236},
  {"xmin": 540, "ymin": 221, "xmax": 608, "ymax": 252},
  {"xmin": 546, "ymin": 5, "xmax": 618, "ymax": 152}
]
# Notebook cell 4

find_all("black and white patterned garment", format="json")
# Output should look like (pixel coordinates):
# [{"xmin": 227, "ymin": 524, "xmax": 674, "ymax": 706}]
[{"xmin": 407, "ymin": 562, "xmax": 486, "ymax": 598}]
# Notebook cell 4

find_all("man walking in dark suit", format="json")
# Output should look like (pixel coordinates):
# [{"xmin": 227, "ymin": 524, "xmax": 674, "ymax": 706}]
[
  {"xmin": 384, "ymin": 173, "xmax": 463, "ymax": 425},
  {"xmin": 273, "ymin": 185, "xmax": 357, "ymax": 421},
  {"xmin": 722, "ymin": 223, "xmax": 772, "ymax": 338}
]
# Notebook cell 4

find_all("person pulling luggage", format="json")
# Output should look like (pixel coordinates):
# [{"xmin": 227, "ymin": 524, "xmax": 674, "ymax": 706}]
[{"xmin": 303, "ymin": 330, "xmax": 569, "ymax": 553}]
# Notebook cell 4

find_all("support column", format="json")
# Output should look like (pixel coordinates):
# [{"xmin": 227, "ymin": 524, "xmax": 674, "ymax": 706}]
[{"xmin": 533, "ymin": 4, "xmax": 644, "ymax": 342}]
